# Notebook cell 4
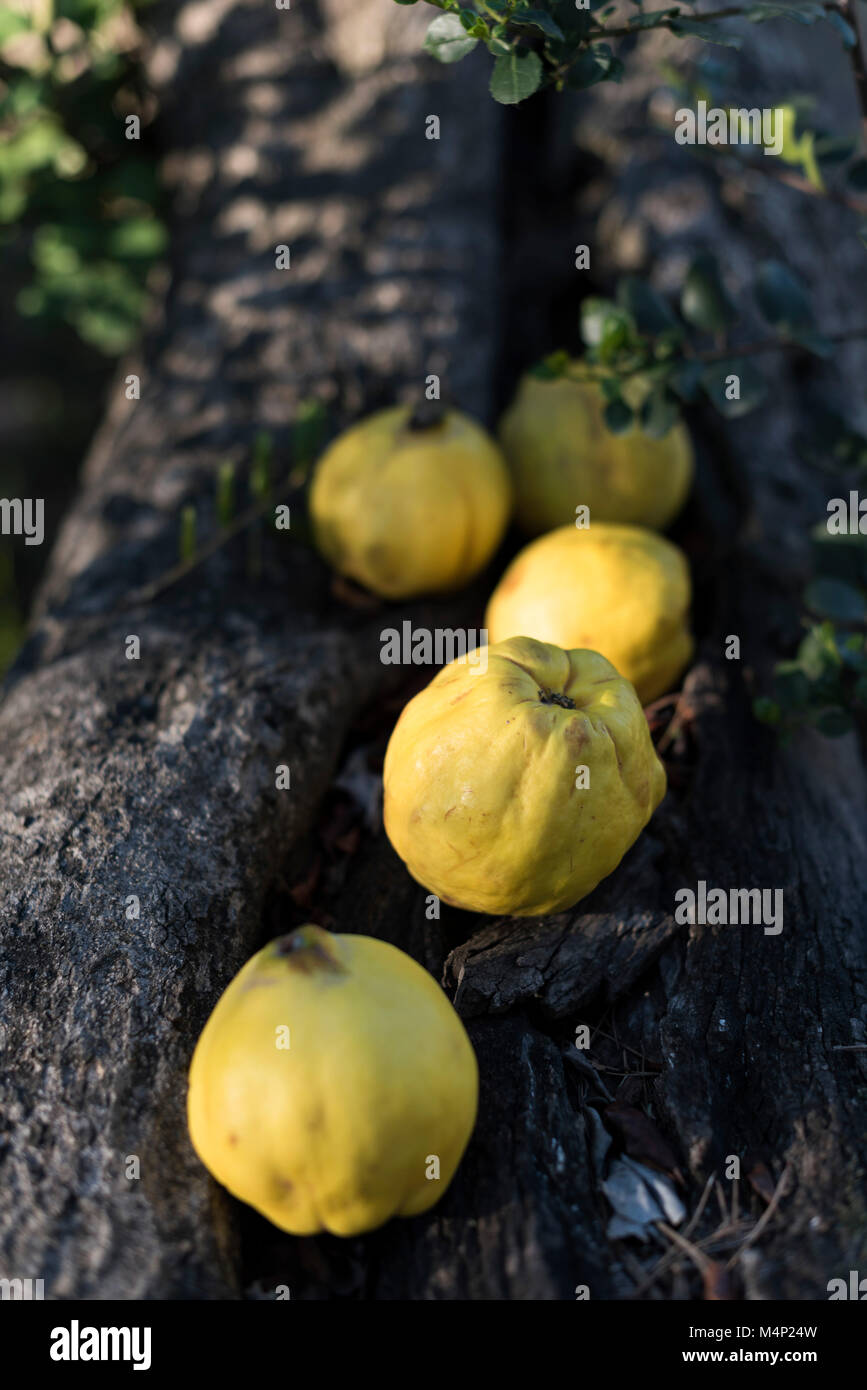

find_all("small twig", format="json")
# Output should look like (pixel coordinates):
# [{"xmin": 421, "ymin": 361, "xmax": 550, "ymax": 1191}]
[
  {"xmin": 658, "ymin": 1221, "xmax": 712, "ymax": 1274},
  {"xmin": 718, "ymin": 151, "xmax": 867, "ymax": 214},
  {"xmin": 589, "ymin": 1025, "xmax": 643, "ymax": 1062},
  {"xmin": 725, "ymin": 1163, "xmax": 793, "ymax": 1270},
  {"xmin": 697, "ymin": 1229, "xmax": 755, "ymax": 1252},
  {"xmin": 685, "ymin": 1174, "xmax": 718, "ymax": 1240},
  {"xmin": 832, "ymin": 1043, "xmax": 867, "ymax": 1050},
  {"xmin": 594, "ymin": 1066, "xmax": 661, "ymax": 1077},
  {"xmin": 566, "ymin": 327, "xmax": 867, "ymax": 400},
  {"xmin": 629, "ymin": 1174, "xmax": 716, "ymax": 1296}
]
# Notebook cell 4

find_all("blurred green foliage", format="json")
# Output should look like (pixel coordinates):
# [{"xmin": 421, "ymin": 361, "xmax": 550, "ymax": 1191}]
[
  {"xmin": 0, "ymin": 0, "xmax": 165, "ymax": 355},
  {"xmin": 755, "ymin": 464, "xmax": 867, "ymax": 741},
  {"xmin": 0, "ymin": 0, "xmax": 163, "ymax": 678}
]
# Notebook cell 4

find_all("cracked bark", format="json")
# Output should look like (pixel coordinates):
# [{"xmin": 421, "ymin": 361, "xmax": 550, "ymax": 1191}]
[{"xmin": 1, "ymin": 2, "xmax": 865, "ymax": 1300}]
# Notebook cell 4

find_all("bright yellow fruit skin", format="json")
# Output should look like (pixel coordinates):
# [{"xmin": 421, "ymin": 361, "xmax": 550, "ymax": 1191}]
[
  {"xmin": 187, "ymin": 927, "xmax": 478, "ymax": 1237},
  {"xmin": 309, "ymin": 405, "xmax": 512, "ymax": 598},
  {"xmin": 499, "ymin": 371, "xmax": 693, "ymax": 534},
  {"xmin": 383, "ymin": 636, "xmax": 666, "ymax": 917},
  {"xmin": 485, "ymin": 524, "xmax": 693, "ymax": 705}
]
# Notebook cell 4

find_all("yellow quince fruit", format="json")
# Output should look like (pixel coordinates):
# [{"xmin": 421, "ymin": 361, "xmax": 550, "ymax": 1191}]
[
  {"xmin": 485, "ymin": 523, "xmax": 693, "ymax": 705},
  {"xmin": 383, "ymin": 636, "xmax": 666, "ymax": 917},
  {"xmin": 309, "ymin": 403, "xmax": 512, "ymax": 598},
  {"xmin": 499, "ymin": 369, "xmax": 693, "ymax": 534},
  {"xmin": 187, "ymin": 926, "xmax": 478, "ymax": 1236}
]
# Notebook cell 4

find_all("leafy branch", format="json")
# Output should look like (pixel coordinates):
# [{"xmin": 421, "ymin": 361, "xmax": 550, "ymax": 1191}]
[
  {"xmin": 535, "ymin": 264, "xmax": 867, "ymax": 740},
  {"xmin": 650, "ymin": 64, "xmax": 867, "ymax": 233},
  {"xmin": 398, "ymin": 0, "xmax": 858, "ymax": 105},
  {"xmin": 755, "ymin": 409, "xmax": 867, "ymax": 741},
  {"xmin": 754, "ymin": 547, "xmax": 867, "ymax": 742},
  {"xmin": 532, "ymin": 253, "xmax": 864, "ymax": 434}
]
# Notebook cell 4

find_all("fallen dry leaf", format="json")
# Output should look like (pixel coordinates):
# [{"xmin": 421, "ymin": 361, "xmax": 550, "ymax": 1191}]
[{"xmin": 605, "ymin": 1101, "xmax": 683, "ymax": 1182}]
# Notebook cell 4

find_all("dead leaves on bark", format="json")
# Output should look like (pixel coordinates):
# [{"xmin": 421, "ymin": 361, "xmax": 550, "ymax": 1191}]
[{"xmin": 604, "ymin": 1101, "xmax": 685, "ymax": 1185}]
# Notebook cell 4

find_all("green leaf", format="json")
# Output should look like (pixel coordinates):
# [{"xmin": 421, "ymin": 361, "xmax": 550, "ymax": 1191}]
[
  {"xmin": 801, "ymin": 409, "xmax": 867, "ymax": 474},
  {"xmin": 814, "ymin": 133, "xmax": 856, "ymax": 166},
  {"xmin": 625, "ymin": 9, "xmax": 681, "ymax": 30},
  {"xmin": 490, "ymin": 49, "xmax": 542, "ymax": 104},
  {"xmin": 792, "ymin": 328, "xmax": 833, "ymax": 357},
  {"xmin": 423, "ymin": 14, "xmax": 478, "ymax": 63},
  {"xmin": 755, "ymin": 259, "xmax": 814, "ymax": 334},
  {"xmin": 581, "ymin": 297, "xmax": 618, "ymax": 346},
  {"xmin": 754, "ymin": 260, "xmax": 830, "ymax": 352},
  {"xmin": 603, "ymin": 397, "xmax": 634, "ymax": 434},
  {"xmin": 668, "ymin": 360, "xmax": 705, "ymax": 403},
  {"xmin": 774, "ymin": 105, "xmax": 824, "ymax": 191},
  {"xmin": 753, "ymin": 695, "xmax": 781, "ymax": 726},
  {"xmin": 823, "ymin": 8, "xmax": 857, "ymax": 47},
  {"xmin": 772, "ymin": 661, "xmax": 811, "ymax": 711},
  {"xmin": 700, "ymin": 359, "xmax": 766, "ymax": 418},
  {"xmin": 566, "ymin": 45, "xmax": 623, "ymax": 89},
  {"xmin": 798, "ymin": 622, "xmax": 841, "ymax": 680},
  {"xmin": 804, "ymin": 577, "xmax": 867, "ymax": 623},
  {"xmin": 485, "ymin": 30, "xmax": 513, "ymax": 56},
  {"xmin": 640, "ymin": 387, "xmax": 682, "ymax": 438},
  {"xmin": 106, "ymin": 218, "xmax": 167, "ymax": 259},
  {"xmin": 616, "ymin": 276, "xmax": 678, "ymax": 336},
  {"xmin": 510, "ymin": 7, "xmax": 565, "ymax": 40},
  {"xmin": 547, "ymin": 0, "xmax": 595, "ymax": 37},
  {"xmin": 530, "ymin": 349, "xmax": 570, "ymax": 380},
  {"xmin": 837, "ymin": 632, "xmax": 867, "ymax": 672},
  {"xmin": 580, "ymin": 298, "xmax": 637, "ymax": 358},
  {"xmin": 680, "ymin": 252, "xmax": 738, "ymax": 333},
  {"xmin": 741, "ymin": 2, "xmax": 826, "ymax": 22},
  {"xmin": 460, "ymin": 12, "xmax": 489, "ymax": 38},
  {"xmin": 811, "ymin": 528, "xmax": 867, "ymax": 588},
  {"xmin": 669, "ymin": 18, "xmax": 742, "ymax": 47}
]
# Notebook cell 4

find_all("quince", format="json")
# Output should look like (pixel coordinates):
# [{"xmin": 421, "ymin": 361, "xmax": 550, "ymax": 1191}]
[
  {"xmin": 383, "ymin": 636, "xmax": 666, "ymax": 917},
  {"xmin": 485, "ymin": 524, "xmax": 693, "ymax": 705},
  {"xmin": 499, "ymin": 370, "xmax": 693, "ymax": 534},
  {"xmin": 309, "ymin": 403, "xmax": 512, "ymax": 598},
  {"xmin": 187, "ymin": 926, "xmax": 478, "ymax": 1236}
]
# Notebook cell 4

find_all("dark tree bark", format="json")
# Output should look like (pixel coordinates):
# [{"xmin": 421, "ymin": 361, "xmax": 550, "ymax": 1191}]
[{"xmin": 1, "ymin": 1, "xmax": 865, "ymax": 1300}]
